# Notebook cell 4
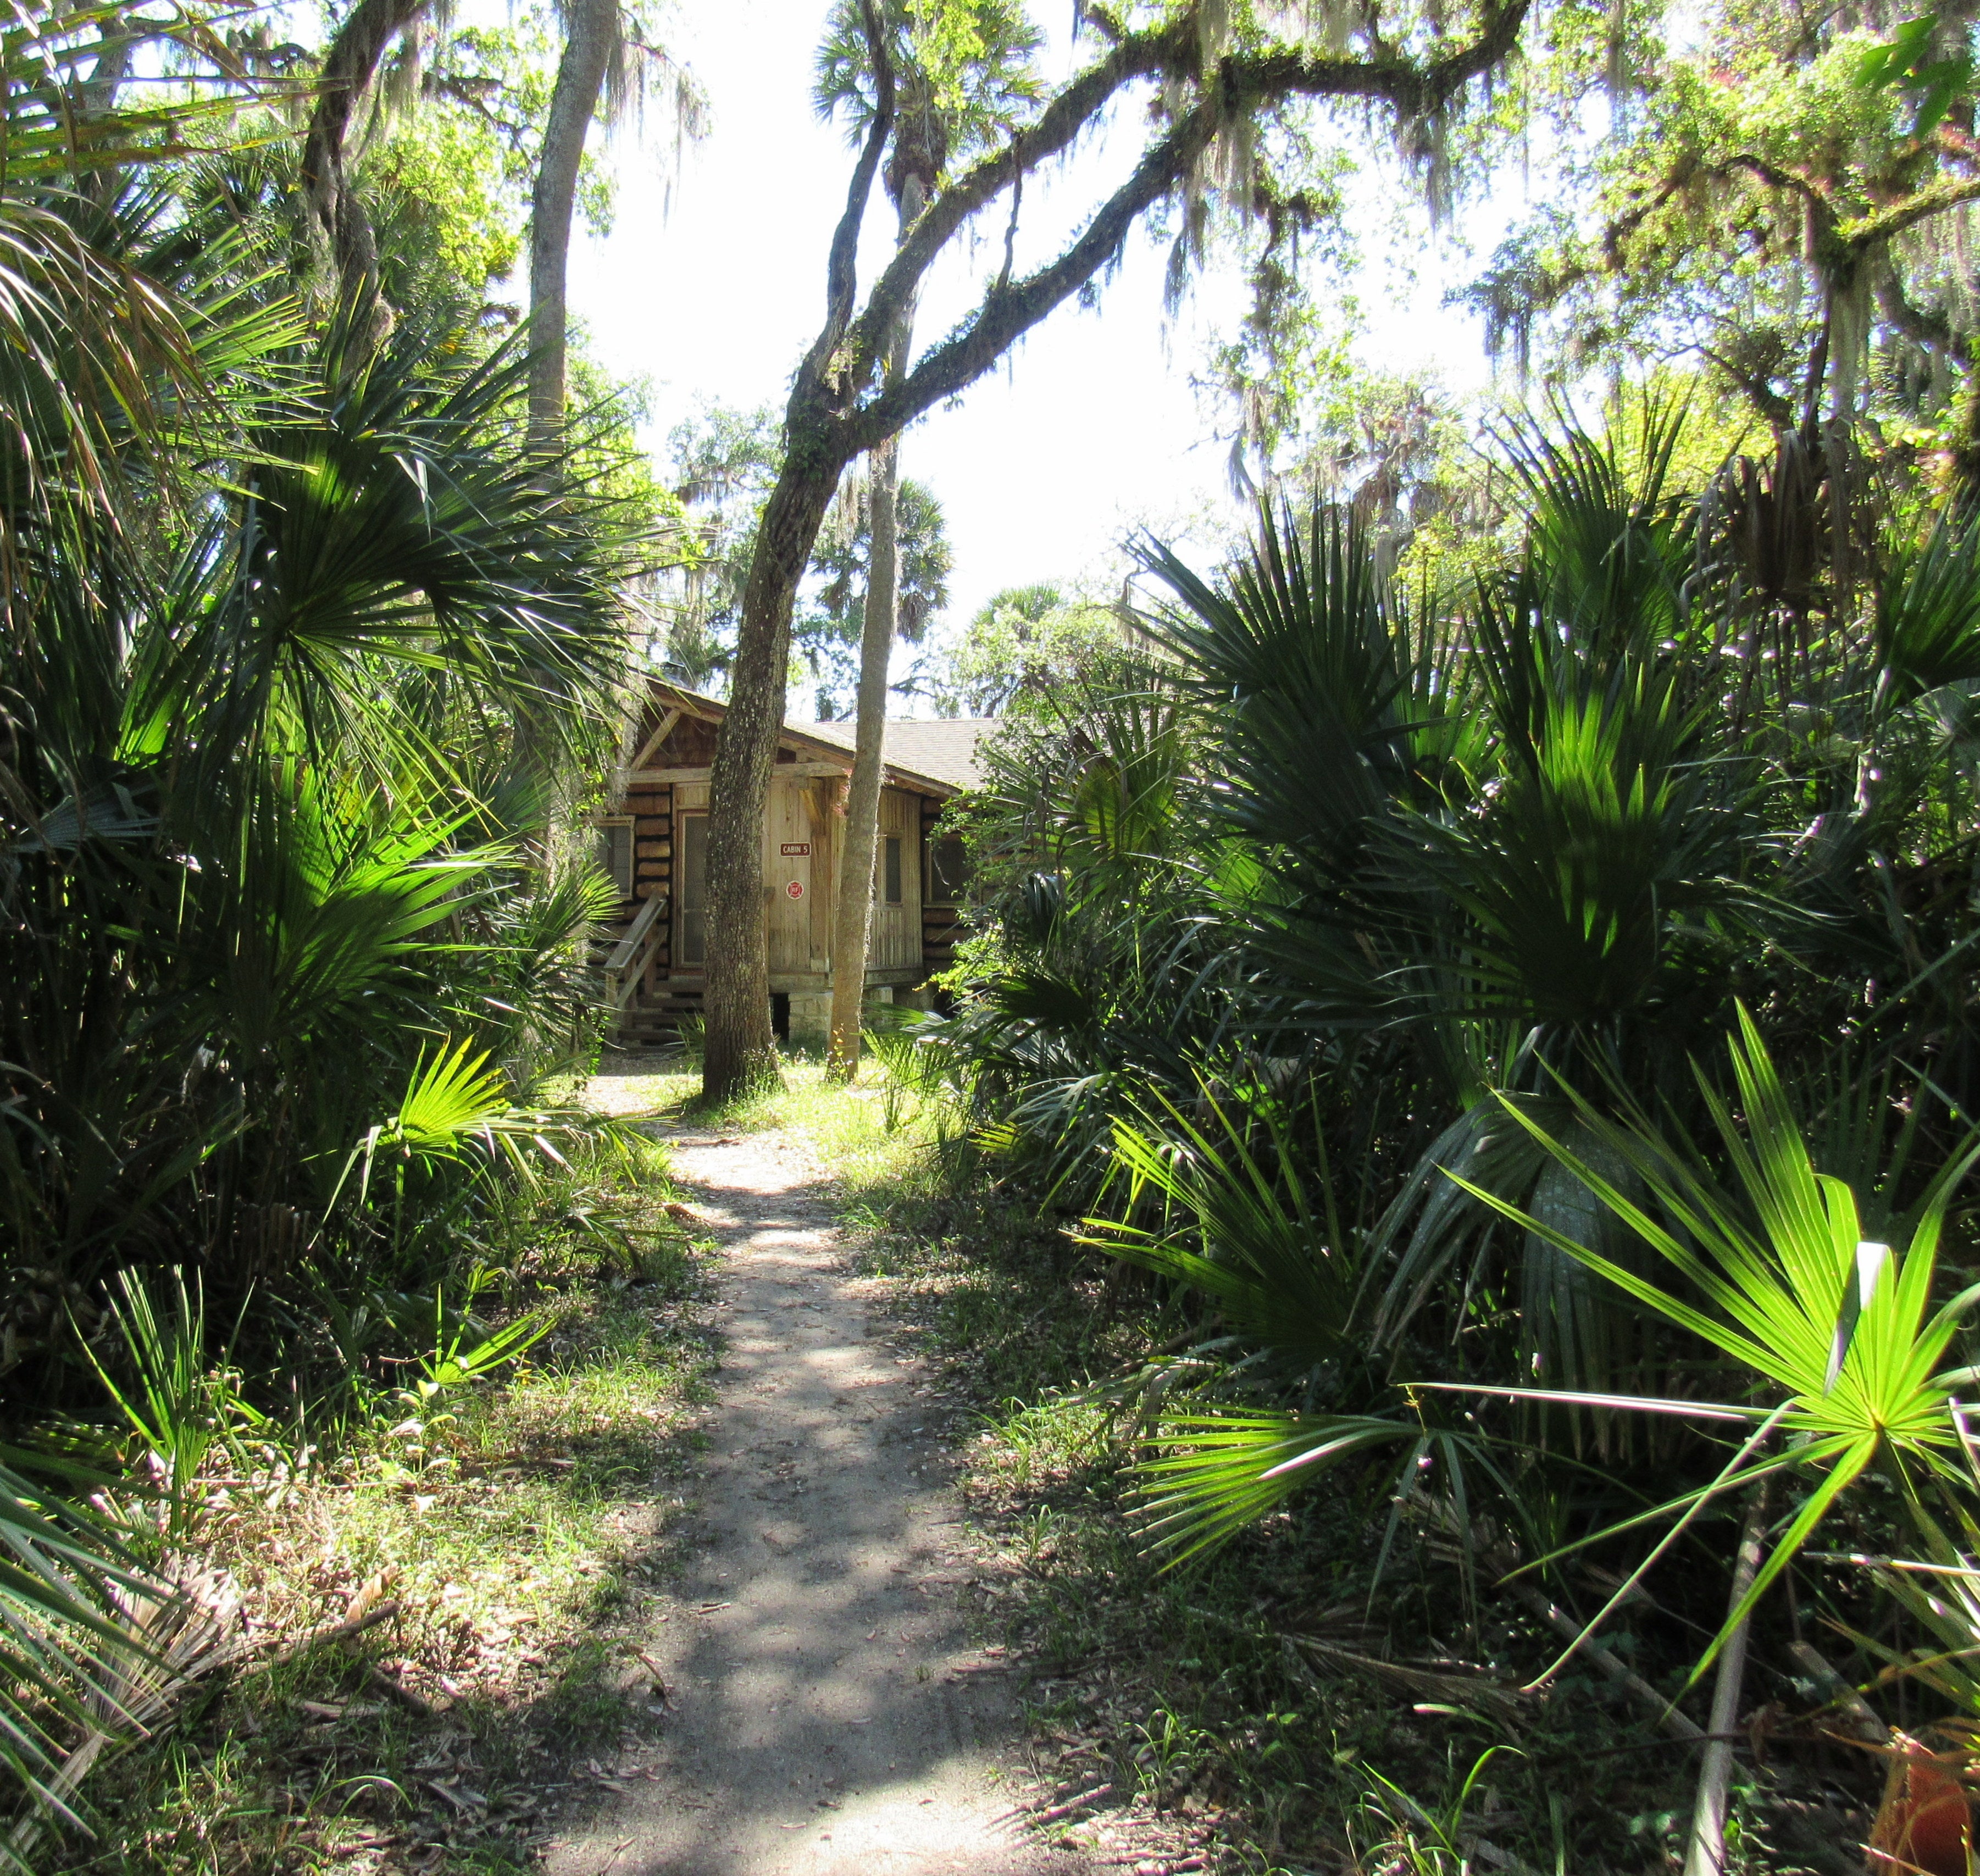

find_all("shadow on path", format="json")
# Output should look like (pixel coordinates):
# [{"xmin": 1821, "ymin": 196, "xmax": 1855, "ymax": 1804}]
[{"xmin": 547, "ymin": 1125, "xmax": 1083, "ymax": 1876}]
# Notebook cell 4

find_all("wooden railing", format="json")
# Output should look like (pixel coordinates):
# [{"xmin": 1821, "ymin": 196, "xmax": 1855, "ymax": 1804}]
[{"xmin": 604, "ymin": 891, "xmax": 668, "ymax": 1016}]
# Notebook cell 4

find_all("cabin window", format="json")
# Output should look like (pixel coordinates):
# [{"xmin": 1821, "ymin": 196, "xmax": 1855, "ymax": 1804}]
[
  {"xmin": 678, "ymin": 813, "xmax": 707, "ymax": 966},
  {"xmin": 883, "ymin": 836, "xmax": 902, "ymax": 904},
  {"xmin": 925, "ymin": 832, "xmax": 969, "ymax": 906},
  {"xmin": 595, "ymin": 817, "xmax": 635, "ymax": 900}
]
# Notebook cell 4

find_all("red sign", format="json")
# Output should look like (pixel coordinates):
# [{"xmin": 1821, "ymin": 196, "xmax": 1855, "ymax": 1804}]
[
  {"xmin": 786, "ymin": 880, "xmax": 805, "ymax": 900},
  {"xmin": 780, "ymin": 841, "xmax": 812, "ymax": 857}
]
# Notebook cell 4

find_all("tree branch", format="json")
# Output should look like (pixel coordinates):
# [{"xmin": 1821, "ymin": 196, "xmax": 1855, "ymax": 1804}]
[
  {"xmin": 300, "ymin": 0, "xmax": 430, "ymax": 305},
  {"xmin": 1843, "ymin": 173, "xmax": 1980, "ymax": 249},
  {"xmin": 1233, "ymin": 0, "xmax": 1532, "ymax": 118},
  {"xmin": 1601, "ymin": 158, "xmax": 1695, "ymax": 271},
  {"xmin": 1874, "ymin": 259, "xmax": 1955, "ymax": 353},
  {"xmin": 842, "ymin": 0, "xmax": 1531, "ymax": 458},
  {"xmin": 846, "ymin": 103, "xmax": 1217, "ymax": 454},
  {"xmin": 845, "ymin": 23, "xmax": 1182, "ymax": 381},
  {"xmin": 1722, "ymin": 152, "xmax": 1834, "ymax": 230},
  {"xmin": 795, "ymin": 0, "xmax": 896, "ymax": 403},
  {"xmin": 1698, "ymin": 343, "xmax": 1794, "ymax": 428}
]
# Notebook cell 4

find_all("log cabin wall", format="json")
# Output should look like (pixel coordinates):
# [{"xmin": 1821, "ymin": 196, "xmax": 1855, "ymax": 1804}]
[
  {"xmin": 609, "ymin": 684, "xmax": 974, "ymax": 1003},
  {"xmin": 615, "ymin": 693, "xmax": 713, "ymax": 997}
]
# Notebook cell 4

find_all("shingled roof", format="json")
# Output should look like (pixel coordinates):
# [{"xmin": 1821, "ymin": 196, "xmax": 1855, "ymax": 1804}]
[{"xmin": 790, "ymin": 716, "xmax": 996, "ymax": 792}]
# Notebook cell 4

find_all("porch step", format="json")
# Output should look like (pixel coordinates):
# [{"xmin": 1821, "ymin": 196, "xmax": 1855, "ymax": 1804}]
[{"xmin": 611, "ymin": 985, "xmax": 703, "ymax": 1048}]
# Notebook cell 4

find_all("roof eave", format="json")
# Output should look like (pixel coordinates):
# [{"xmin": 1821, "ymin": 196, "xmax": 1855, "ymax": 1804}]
[{"xmin": 641, "ymin": 676, "xmax": 962, "ymax": 796}]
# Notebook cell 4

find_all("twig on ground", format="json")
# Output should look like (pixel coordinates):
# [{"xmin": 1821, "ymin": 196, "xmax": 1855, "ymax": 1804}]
[
  {"xmin": 1030, "ymin": 1781, "xmax": 1113, "ymax": 1825},
  {"xmin": 1787, "ymin": 1639, "xmax": 1890, "ymax": 1744},
  {"xmin": 312, "ymin": 1599, "xmax": 402, "ymax": 1649},
  {"xmin": 367, "ymin": 1662, "xmax": 441, "ymax": 1717}
]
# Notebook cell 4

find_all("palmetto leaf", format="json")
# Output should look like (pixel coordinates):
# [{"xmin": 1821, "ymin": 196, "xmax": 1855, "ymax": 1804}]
[
  {"xmin": 1874, "ymin": 508, "xmax": 1980, "ymax": 707},
  {"xmin": 350, "ymin": 1040, "xmax": 629, "ymax": 1215},
  {"xmin": 1448, "ymin": 1005, "xmax": 1980, "ymax": 1677},
  {"xmin": 1496, "ymin": 393, "xmax": 1696, "ymax": 650},
  {"xmin": 1078, "ymin": 1087, "xmax": 1491, "ymax": 1565},
  {"xmin": 1415, "ymin": 673, "xmax": 1745, "ymax": 1026},
  {"xmin": 1133, "ymin": 1411, "xmax": 1424, "ymax": 1562},
  {"xmin": 0, "ymin": 1453, "xmax": 181, "ymax": 1839},
  {"xmin": 381, "ymin": 1040, "xmax": 513, "ymax": 1158},
  {"xmin": 1079, "ymin": 1091, "xmax": 1358, "ymax": 1368},
  {"xmin": 1137, "ymin": 503, "xmax": 1437, "ymax": 890}
]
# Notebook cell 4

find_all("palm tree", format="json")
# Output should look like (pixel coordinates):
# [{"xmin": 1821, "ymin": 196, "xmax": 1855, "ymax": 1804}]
[{"xmin": 529, "ymin": 1, "xmax": 706, "ymax": 444}]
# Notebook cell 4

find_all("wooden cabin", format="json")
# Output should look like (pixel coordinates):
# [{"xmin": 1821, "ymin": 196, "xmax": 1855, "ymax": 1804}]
[{"xmin": 591, "ymin": 681, "xmax": 992, "ymax": 1047}]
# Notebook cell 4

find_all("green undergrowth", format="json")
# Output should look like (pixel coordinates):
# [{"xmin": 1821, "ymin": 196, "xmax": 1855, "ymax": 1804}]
[
  {"xmin": 47, "ymin": 1147, "xmax": 720, "ymax": 1876},
  {"xmin": 828, "ymin": 1135, "xmax": 1860, "ymax": 1874},
  {"xmin": 550, "ymin": 1058, "xmax": 1869, "ymax": 1872}
]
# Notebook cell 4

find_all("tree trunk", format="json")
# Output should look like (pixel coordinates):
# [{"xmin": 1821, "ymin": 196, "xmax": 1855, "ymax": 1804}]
[
  {"xmin": 825, "ymin": 437, "xmax": 899, "ymax": 1078},
  {"xmin": 529, "ymin": 0, "xmax": 616, "ymax": 447},
  {"xmin": 697, "ymin": 0, "xmax": 894, "ymax": 1107},
  {"xmin": 300, "ymin": 0, "xmax": 431, "ymax": 329},
  {"xmin": 826, "ymin": 174, "xmax": 923, "ymax": 1081},
  {"xmin": 701, "ymin": 446, "xmax": 847, "ymax": 1101}
]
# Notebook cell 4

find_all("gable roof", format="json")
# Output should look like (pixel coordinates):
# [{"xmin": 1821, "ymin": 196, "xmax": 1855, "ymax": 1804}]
[
  {"xmin": 633, "ymin": 678, "xmax": 995, "ymax": 796},
  {"xmin": 791, "ymin": 716, "xmax": 996, "ymax": 792}
]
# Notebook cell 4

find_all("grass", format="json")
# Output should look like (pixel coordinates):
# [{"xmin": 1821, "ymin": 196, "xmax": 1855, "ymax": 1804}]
[
  {"xmin": 590, "ymin": 1044, "xmax": 939, "ymax": 1201},
  {"xmin": 42, "ymin": 1141, "xmax": 721, "ymax": 1876},
  {"xmin": 130, "ymin": 1042, "xmax": 1872, "ymax": 1876}
]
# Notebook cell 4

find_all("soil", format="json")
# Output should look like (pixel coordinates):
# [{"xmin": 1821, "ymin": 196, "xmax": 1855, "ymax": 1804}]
[{"xmin": 546, "ymin": 1102, "xmax": 1089, "ymax": 1876}]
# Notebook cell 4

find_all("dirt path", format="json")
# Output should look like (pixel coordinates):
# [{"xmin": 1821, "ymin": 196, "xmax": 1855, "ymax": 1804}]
[{"xmin": 546, "ymin": 1116, "xmax": 1086, "ymax": 1876}]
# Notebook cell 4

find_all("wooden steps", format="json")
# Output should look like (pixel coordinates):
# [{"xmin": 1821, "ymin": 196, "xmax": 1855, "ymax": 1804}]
[{"xmin": 611, "ymin": 983, "xmax": 702, "ymax": 1049}]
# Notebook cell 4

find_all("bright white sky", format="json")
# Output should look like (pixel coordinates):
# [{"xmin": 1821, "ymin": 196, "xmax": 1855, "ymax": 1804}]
[{"xmin": 561, "ymin": 0, "xmax": 1522, "ymax": 694}]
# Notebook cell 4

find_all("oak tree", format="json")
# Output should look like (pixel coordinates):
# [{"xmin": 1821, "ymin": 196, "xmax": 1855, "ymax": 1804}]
[{"xmin": 698, "ymin": 0, "xmax": 1534, "ymax": 1100}]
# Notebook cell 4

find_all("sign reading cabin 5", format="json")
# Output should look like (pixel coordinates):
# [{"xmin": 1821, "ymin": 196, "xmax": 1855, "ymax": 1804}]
[{"xmin": 782, "ymin": 841, "xmax": 810, "ymax": 901}]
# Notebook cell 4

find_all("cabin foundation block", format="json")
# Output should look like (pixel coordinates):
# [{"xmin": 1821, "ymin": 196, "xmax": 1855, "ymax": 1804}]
[{"xmin": 786, "ymin": 990, "xmax": 833, "ymax": 1050}]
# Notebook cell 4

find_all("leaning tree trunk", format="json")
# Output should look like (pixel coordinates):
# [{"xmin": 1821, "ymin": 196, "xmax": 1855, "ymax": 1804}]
[
  {"xmin": 701, "ymin": 449, "xmax": 848, "ymax": 1099},
  {"xmin": 300, "ymin": 0, "xmax": 431, "ymax": 331},
  {"xmin": 698, "ymin": 5, "xmax": 894, "ymax": 1106},
  {"xmin": 825, "ymin": 173, "xmax": 924, "ymax": 1081},
  {"xmin": 529, "ymin": 0, "xmax": 616, "ymax": 447}
]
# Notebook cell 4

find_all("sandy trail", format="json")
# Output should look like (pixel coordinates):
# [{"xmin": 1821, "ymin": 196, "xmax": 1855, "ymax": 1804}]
[{"xmin": 547, "ymin": 1105, "xmax": 1083, "ymax": 1876}]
